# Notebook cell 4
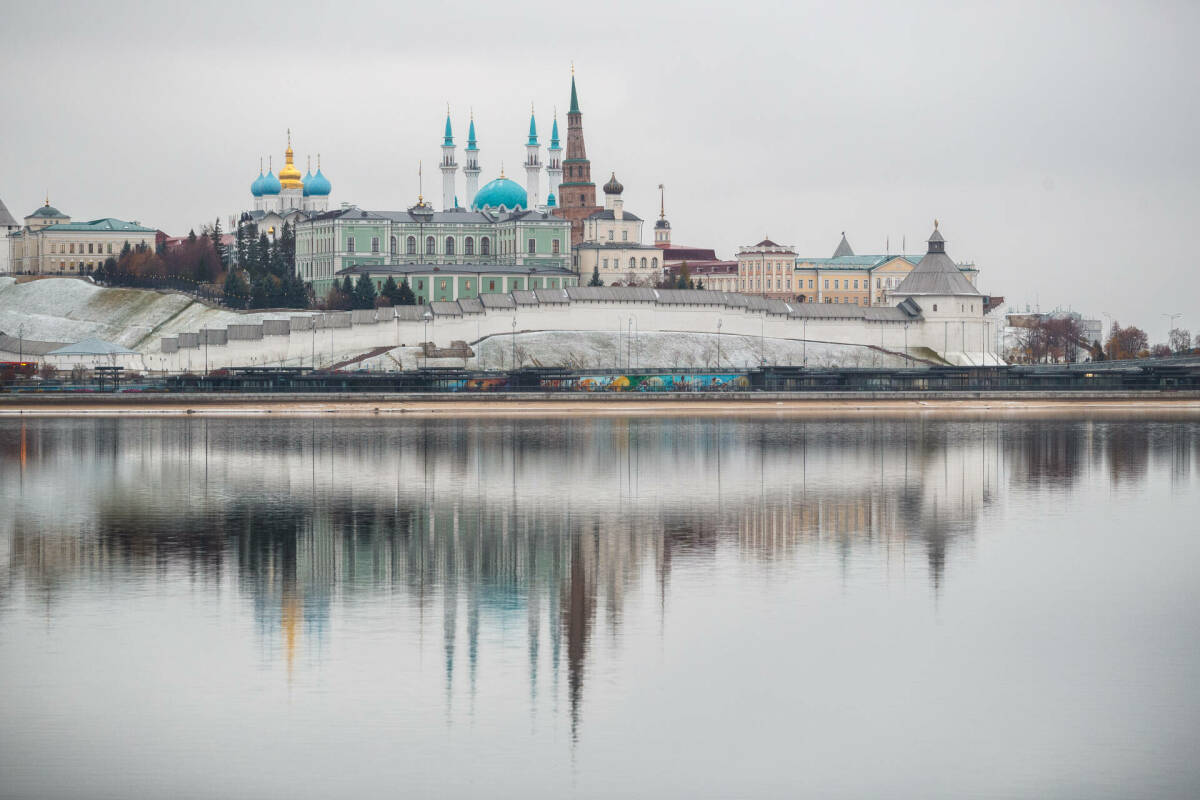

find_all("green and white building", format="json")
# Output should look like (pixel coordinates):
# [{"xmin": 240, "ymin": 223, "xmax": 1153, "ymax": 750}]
[
  {"xmin": 333, "ymin": 262, "xmax": 577, "ymax": 304},
  {"xmin": 296, "ymin": 188, "xmax": 572, "ymax": 296}
]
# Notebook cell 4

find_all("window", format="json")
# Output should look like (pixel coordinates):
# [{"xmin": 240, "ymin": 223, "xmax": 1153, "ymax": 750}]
[
  {"xmin": 465, "ymin": 280, "xmax": 472, "ymax": 290},
  {"xmin": 622, "ymin": 231, "xmax": 628, "ymax": 241},
  {"xmin": 371, "ymin": 237, "xmax": 380, "ymax": 253},
  {"xmin": 834, "ymin": 279, "xmax": 840, "ymax": 289},
  {"xmin": 426, "ymin": 236, "xmax": 435, "ymax": 255},
  {"xmin": 603, "ymin": 258, "xmax": 609, "ymax": 268},
  {"xmin": 465, "ymin": 237, "xmax": 474, "ymax": 255},
  {"xmin": 439, "ymin": 279, "xmax": 447, "ymax": 290},
  {"xmin": 417, "ymin": 280, "xmax": 424, "ymax": 290},
  {"xmin": 488, "ymin": 280, "xmax": 495, "ymax": 291},
  {"xmin": 608, "ymin": 231, "xmax": 614, "ymax": 241},
  {"xmin": 651, "ymin": 257, "xmax": 658, "ymax": 269},
  {"xmin": 580, "ymin": 193, "xmax": 584, "ymax": 203},
  {"xmin": 528, "ymin": 238, "xmax": 536, "ymax": 254},
  {"xmin": 346, "ymin": 237, "xmax": 355, "ymax": 252},
  {"xmin": 641, "ymin": 257, "xmax": 647, "ymax": 268},
  {"xmin": 69, "ymin": 243, "xmax": 75, "ymax": 254},
  {"xmin": 824, "ymin": 279, "xmax": 829, "ymax": 289},
  {"xmin": 446, "ymin": 236, "xmax": 455, "ymax": 255},
  {"xmin": 933, "ymin": 304, "xmax": 938, "ymax": 312},
  {"xmin": 809, "ymin": 280, "xmax": 814, "ymax": 289},
  {"xmin": 552, "ymin": 239, "xmax": 560, "ymax": 255},
  {"xmin": 88, "ymin": 243, "xmax": 93, "ymax": 254},
  {"xmin": 767, "ymin": 279, "xmax": 772, "ymax": 289},
  {"xmin": 629, "ymin": 257, "xmax": 636, "ymax": 269},
  {"xmin": 390, "ymin": 236, "xmax": 397, "ymax": 254},
  {"xmin": 407, "ymin": 236, "xmax": 416, "ymax": 255},
  {"xmin": 481, "ymin": 237, "xmax": 490, "ymax": 256},
  {"xmin": 107, "ymin": 243, "xmax": 113, "ymax": 254},
  {"xmin": 853, "ymin": 279, "xmax": 858, "ymax": 289}
]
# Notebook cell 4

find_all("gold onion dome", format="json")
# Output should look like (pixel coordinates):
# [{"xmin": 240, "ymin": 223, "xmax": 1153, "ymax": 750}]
[{"xmin": 278, "ymin": 130, "xmax": 303, "ymax": 190}]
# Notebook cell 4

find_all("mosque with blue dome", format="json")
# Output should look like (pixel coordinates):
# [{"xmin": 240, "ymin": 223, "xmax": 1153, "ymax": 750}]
[
  {"xmin": 242, "ymin": 130, "xmax": 332, "ymax": 238},
  {"xmin": 293, "ymin": 103, "xmax": 575, "ymax": 297}
]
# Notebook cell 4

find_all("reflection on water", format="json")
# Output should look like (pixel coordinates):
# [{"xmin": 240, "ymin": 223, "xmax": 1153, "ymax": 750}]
[{"xmin": 1, "ymin": 415, "xmax": 1198, "ymax": 798}]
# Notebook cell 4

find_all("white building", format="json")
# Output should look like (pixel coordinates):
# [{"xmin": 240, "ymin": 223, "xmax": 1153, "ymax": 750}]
[
  {"xmin": 242, "ymin": 131, "xmax": 331, "ymax": 238},
  {"xmin": 0, "ymin": 196, "xmax": 20, "ymax": 273},
  {"xmin": 574, "ymin": 174, "xmax": 663, "ymax": 285}
]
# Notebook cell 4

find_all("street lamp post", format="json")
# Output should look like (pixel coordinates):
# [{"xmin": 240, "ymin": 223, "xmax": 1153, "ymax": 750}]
[
  {"xmin": 716, "ymin": 318, "xmax": 722, "ymax": 368},
  {"xmin": 511, "ymin": 317, "xmax": 517, "ymax": 371},
  {"xmin": 627, "ymin": 318, "xmax": 632, "ymax": 371},
  {"xmin": 1163, "ymin": 313, "xmax": 1182, "ymax": 352},
  {"xmin": 423, "ymin": 309, "xmax": 433, "ymax": 368},
  {"xmin": 760, "ymin": 311, "xmax": 766, "ymax": 367}
]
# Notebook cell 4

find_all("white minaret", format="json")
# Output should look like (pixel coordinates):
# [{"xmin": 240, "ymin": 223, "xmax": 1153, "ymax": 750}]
[
  {"xmin": 524, "ymin": 105, "xmax": 541, "ymax": 209},
  {"xmin": 546, "ymin": 110, "xmax": 563, "ymax": 207},
  {"xmin": 440, "ymin": 108, "xmax": 458, "ymax": 211},
  {"xmin": 464, "ymin": 112, "xmax": 481, "ymax": 208}
]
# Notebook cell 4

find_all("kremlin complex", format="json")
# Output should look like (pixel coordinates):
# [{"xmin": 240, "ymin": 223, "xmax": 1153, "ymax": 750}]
[{"xmin": 1, "ymin": 67, "xmax": 999, "ymax": 366}]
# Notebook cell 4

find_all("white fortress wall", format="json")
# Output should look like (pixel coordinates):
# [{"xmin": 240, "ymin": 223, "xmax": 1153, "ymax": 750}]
[{"xmin": 147, "ymin": 288, "xmax": 1005, "ymax": 372}]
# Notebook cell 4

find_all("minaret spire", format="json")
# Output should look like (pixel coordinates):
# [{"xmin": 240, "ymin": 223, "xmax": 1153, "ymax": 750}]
[
  {"xmin": 464, "ymin": 109, "xmax": 481, "ymax": 208},
  {"xmin": 546, "ymin": 107, "xmax": 563, "ymax": 207},
  {"xmin": 525, "ymin": 104, "xmax": 541, "ymax": 208},
  {"xmin": 440, "ymin": 108, "xmax": 458, "ymax": 210}
]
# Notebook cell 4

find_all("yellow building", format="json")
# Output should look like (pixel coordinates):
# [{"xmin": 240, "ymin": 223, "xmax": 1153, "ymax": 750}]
[
  {"xmin": 738, "ymin": 232, "xmax": 979, "ymax": 306},
  {"xmin": 8, "ymin": 200, "xmax": 157, "ymax": 275}
]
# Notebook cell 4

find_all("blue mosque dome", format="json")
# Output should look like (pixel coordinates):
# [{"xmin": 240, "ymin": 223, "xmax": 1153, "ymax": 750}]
[
  {"xmin": 472, "ymin": 176, "xmax": 527, "ymax": 210},
  {"xmin": 260, "ymin": 169, "xmax": 282, "ymax": 195},
  {"xmin": 306, "ymin": 167, "xmax": 332, "ymax": 197}
]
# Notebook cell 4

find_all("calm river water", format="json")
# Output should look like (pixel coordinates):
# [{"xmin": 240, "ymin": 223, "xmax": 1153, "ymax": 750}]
[{"xmin": 1, "ymin": 413, "xmax": 1198, "ymax": 799}]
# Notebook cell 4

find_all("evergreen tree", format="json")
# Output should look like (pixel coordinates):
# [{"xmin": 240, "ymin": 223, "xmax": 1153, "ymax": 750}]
[
  {"xmin": 588, "ymin": 265, "xmax": 603, "ymax": 286},
  {"xmin": 211, "ymin": 218, "xmax": 226, "ymax": 269},
  {"xmin": 255, "ymin": 233, "xmax": 271, "ymax": 279},
  {"xmin": 249, "ymin": 278, "xmax": 269, "ymax": 309},
  {"xmin": 353, "ymin": 273, "xmax": 378, "ymax": 310},
  {"xmin": 380, "ymin": 276, "xmax": 399, "ymax": 305},
  {"xmin": 278, "ymin": 222, "xmax": 295, "ymax": 274},
  {"xmin": 696, "ymin": 279, "xmax": 704, "ymax": 290},
  {"xmin": 187, "ymin": 229, "xmax": 197, "ymax": 246},
  {"xmin": 223, "ymin": 269, "xmax": 249, "ymax": 308},
  {"xmin": 396, "ymin": 277, "xmax": 416, "ymax": 305}
]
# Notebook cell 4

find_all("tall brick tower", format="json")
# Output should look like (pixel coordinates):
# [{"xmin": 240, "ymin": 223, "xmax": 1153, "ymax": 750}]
[{"xmin": 555, "ymin": 67, "xmax": 601, "ymax": 247}]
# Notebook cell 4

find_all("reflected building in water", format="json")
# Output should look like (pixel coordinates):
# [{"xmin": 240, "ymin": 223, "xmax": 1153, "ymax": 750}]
[{"xmin": 2, "ymin": 415, "xmax": 1195, "ymax": 737}]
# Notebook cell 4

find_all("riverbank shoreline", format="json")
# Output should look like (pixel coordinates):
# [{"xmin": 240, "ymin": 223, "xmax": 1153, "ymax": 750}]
[{"xmin": 2, "ymin": 391, "xmax": 1199, "ymax": 416}]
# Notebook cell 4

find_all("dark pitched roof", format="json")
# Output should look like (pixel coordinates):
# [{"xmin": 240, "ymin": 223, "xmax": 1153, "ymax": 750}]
[
  {"xmin": 893, "ymin": 225, "xmax": 979, "ymax": 296},
  {"xmin": 832, "ymin": 232, "xmax": 854, "ymax": 258},
  {"xmin": 585, "ymin": 209, "xmax": 642, "ymax": 222},
  {"xmin": 0, "ymin": 197, "xmax": 17, "ymax": 227},
  {"xmin": 754, "ymin": 238, "xmax": 779, "ymax": 247}
]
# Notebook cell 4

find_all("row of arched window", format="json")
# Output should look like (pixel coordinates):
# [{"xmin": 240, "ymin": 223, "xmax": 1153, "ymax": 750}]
[{"xmin": 390, "ymin": 235, "xmax": 492, "ymax": 257}]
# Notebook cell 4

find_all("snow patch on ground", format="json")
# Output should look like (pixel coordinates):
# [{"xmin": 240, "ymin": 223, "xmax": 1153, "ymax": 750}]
[
  {"xmin": 353, "ymin": 330, "xmax": 913, "ymax": 371},
  {"xmin": 0, "ymin": 277, "xmax": 313, "ymax": 350}
]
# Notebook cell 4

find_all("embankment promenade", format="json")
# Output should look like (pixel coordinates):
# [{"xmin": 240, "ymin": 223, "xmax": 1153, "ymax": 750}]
[{"xmin": 1, "ymin": 391, "xmax": 1199, "ymax": 416}]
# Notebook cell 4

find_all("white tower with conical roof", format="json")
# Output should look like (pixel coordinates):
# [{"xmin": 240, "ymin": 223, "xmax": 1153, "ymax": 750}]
[
  {"xmin": 464, "ymin": 113, "xmax": 481, "ymax": 208},
  {"xmin": 440, "ymin": 109, "xmax": 458, "ymax": 211},
  {"xmin": 524, "ymin": 106, "xmax": 541, "ymax": 209},
  {"xmin": 546, "ymin": 112, "xmax": 563, "ymax": 207}
]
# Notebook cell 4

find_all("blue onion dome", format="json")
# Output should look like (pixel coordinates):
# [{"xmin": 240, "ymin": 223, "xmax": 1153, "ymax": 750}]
[
  {"xmin": 472, "ymin": 176, "xmax": 527, "ymax": 211},
  {"xmin": 546, "ymin": 192, "xmax": 557, "ymax": 208},
  {"xmin": 251, "ymin": 170, "xmax": 266, "ymax": 197},
  {"xmin": 260, "ymin": 169, "xmax": 282, "ymax": 195},
  {"xmin": 306, "ymin": 167, "xmax": 332, "ymax": 197},
  {"xmin": 301, "ymin": 167, "xmax": 313, "ymax": 196}
]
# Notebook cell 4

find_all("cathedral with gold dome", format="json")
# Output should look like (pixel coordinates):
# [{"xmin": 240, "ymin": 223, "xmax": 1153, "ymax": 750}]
[{"xmin": 242, "ymin": 130, "xmax": 332, "ymax": 236}]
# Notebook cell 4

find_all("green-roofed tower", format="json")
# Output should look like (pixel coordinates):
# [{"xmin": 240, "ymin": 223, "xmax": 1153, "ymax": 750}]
[{"xmin": 556, "ymin": 65, "xmax": 599, "ymax": 246}]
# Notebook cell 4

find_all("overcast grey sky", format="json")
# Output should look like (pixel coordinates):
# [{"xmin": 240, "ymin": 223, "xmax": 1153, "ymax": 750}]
[{"xmin": 2, "ymin": 0, "xmax": 1197, "ymax": 340}]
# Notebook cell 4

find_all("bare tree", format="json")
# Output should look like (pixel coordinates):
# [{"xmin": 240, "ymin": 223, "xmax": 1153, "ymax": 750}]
[{"xmin": 1168, "ymin": 327, "xmax": 1192, "ymax": 354}]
